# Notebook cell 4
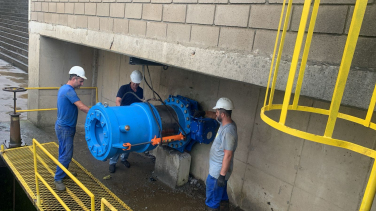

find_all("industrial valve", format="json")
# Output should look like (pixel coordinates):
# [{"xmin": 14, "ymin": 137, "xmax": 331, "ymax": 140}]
[{"xmin": 85, "ymin": 95, "xmax": 218, "ymax": 161}]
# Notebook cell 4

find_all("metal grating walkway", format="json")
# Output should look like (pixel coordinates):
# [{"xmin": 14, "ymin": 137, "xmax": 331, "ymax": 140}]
[{"xmin": 1, "ymin": 142, "xmax": 132, "ymax": 211}]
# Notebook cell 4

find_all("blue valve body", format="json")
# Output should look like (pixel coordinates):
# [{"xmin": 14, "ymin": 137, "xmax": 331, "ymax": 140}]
[{"xmin": 85, "ymin": 95, "xmax": 218, "ymax": 161}]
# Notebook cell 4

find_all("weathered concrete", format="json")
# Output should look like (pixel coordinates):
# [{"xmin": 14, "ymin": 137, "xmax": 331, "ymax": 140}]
[
  {"xmin": 214, "ymin": 5, "xmax": 250, "ymax": 27},
  {"xmin": 28, "ymin": 22, "xmax": 376, "ymax": 109},
  {"xmin": 290, "ymin": 5, "xmax": 348, "ymax": 34},
  {"xmin": 186, "ymin": 5, "xmax": 215, "ymax": 25},
  {"xmin": 28, "ymin": 36, "xmax": 95, "ymax": 127},
  {"xmin": 154, "ymin": 146, "xmax": 192, "ymax": 188},
  {"xmin": 163, "ymin": 4, "xmax": 186, "ymax": 23},
  {"xmin": 142, "ymin": 4, "xmax": 162, "ymax": 21},
  {"xmin": 125, "ymin": 3, "xmax": 142, "ymax": 19},
  {"xmin": 166, "ymin": 23, "xmax": 191, "ymax": 43}
]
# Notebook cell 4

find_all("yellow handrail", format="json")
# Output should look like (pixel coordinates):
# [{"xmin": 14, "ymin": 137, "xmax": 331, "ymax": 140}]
[
  {"xmin": 101, "ymin": 198, "xmax": 118, "ymax": 211},
  {"xmin": 17, "ymin": 87, "xmax": 98, "ymax": 113},
  {"xmin": 33, "ymin": 138, "xmax": 95, "ymax": 210},
  {"xmin": 261, "ymin": 0, "xmax": 374, "ymax": 210}
]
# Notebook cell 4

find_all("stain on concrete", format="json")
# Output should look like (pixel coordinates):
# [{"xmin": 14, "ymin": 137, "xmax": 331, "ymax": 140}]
[
  {"xmin": 0, "ymin": 59, "xmax": 28, "ymax": 121},
  {"xmin": 0, "ymin": 59, "xmax": 242, "ymax": 210}
]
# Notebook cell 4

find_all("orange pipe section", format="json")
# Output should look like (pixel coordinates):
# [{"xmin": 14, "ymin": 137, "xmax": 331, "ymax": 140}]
[{"xmin": 151, "ymin": 133, "xmax": 184, "ymax": 146}]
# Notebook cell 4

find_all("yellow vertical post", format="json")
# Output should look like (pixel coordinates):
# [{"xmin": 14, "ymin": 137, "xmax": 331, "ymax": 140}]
[
  {"xmin": 33, "ymin": 140, "xmax": 40, "ymax": 206},
  {"xmin": 364, "ymin": 84, "xmax": 376, "ymax": 127},
  {"xmin": 264, "ymin": 0, "xmax": 287, "ymax": 107},
  {"xmin": 96, "ymin": 87, "xmax": 98, "ymax": 103},
  {"xmin": 292, "ymin": 0, "xmax": 320, "ymax": 109},
  {"xmin": 360, "ymin": 159, "xmax": 376, "ymax": 211},
  {"xmin": 1, "ymin": 144, "xmax": 4, "ymax": 152},
  {"xmin": 91, "ymin": 195, "xmax": 95, "ymax": 211},
  {"xmin": 324, "ymin": 0, "xmax": 367, "ymax": 137},
  {"xmin": 280, "ymin": 0, "xmax": 312, "ymax": 124},
  {"xmin": 268, "ymin": 0, "xmax": 293, "ymax": 107}
]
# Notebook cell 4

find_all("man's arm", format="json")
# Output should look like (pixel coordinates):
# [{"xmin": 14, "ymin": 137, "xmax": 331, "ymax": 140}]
[
  {"xmin": 74, "ymin": 101, "xmax": 90, "ymax": 113},
  {"xmin": 116, "ymin": 97, "xmax": 122, "ymax": 106},
  {"xmin": 220, "ymin": 149, "xmax": 233, "ymax": 176}
]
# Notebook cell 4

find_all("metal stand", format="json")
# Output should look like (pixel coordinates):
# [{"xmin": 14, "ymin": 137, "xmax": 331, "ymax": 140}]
[{"xmin": 2, "ymin": 87, "xmax": 26, "ymax": 148}]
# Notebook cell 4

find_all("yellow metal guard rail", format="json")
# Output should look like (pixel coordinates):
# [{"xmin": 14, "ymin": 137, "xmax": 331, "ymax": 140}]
[
  {"xmin": 101, "ymin": 198, "xmax": 118, "ymax": 211},
  {"xmin": 17, "ymin": 87, "xmax": 98, "ymax": 113},
  {"xmin": 33, "ymin": 138, "xmax": 95, "ymax": 210},
  {"xmin": 261, "ymin": 0, "xmax": 374, "ymax": 210}
]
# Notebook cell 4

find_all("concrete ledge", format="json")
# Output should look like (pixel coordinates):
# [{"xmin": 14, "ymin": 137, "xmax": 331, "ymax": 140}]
[
  {"xmin": 154, "ymin": 146, "xmax": 191, "ymax": 188},
  {"xmin": 29, "ymin": 22, "xmax": 376, "ymax": 109}
]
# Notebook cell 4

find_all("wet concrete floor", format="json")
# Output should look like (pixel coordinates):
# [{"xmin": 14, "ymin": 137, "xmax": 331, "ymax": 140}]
[{"xmin": 0, "ymin": 59, "xmax": 241, "ymax": 211}]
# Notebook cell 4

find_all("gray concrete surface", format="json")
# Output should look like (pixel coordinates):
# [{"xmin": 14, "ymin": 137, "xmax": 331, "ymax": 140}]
[
  {"xmin": 155, "ymin": 146, "xmax": 191, "ymax": 189},
  {"xmin": 0, "ymin": 58, "xmax": 242, "ymax": 211},
  {"xmin": 25, "ymin": 1, "xmax": 376, "ymax": 209},
  {"xmin": 81, "ymin": 49, "xmax": 376, "ymax": 210},
  {"xmin": 28, "ymin": 21, "xmax": 376, "ymax": 110}
]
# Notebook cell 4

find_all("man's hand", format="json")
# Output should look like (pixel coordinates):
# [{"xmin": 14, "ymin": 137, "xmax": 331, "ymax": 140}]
[
  {"xmin": 193, "ymin": 110, "xmax": 206, "ymax": 118},
  {"xmin": 217, "ymin": 175, "xmax": 226, "ymax": 187}
]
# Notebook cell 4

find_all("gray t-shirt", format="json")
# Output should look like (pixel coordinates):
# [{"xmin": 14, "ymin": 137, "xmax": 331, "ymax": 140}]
[{"xmin": 209, "ymin": 122, "xmax": 238, "ymax": 180}]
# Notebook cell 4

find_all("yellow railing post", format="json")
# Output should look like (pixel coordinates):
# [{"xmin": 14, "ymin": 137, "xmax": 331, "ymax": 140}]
[
  {"xmin": 360, "ymin": 159, "xmax": 376, "ymax": 211},
  {"xmin": 324, "ymin": 0, "xmax": 367, "ymax": 138},
  {"xmin": 32, "ymin": 139, "xmax": 95, "ymax": 210},
  {"xmin": 17, "ymin": 87, "xmax": 98, "ymax": 113},
  {"xmin": 101, "ymin": 198, "xmax": 118, "ymax": 211},
  {"xmin": 264, "ymin": 0, "xmax": 287, "ymax": 107},
  {"xmin": 292, "ymin": 0, "xmax": 320, "ymax": 109},
  {"xmin": 33, "ymin": 140, "xmax": 41, "ymax": 206},
  {"xmin": 279, "ymin": 0, "xmax": 312, "ymax": 125},
  {"xmin": 268, "ymin": 0, "xmax": 293, "ymax": 107}
]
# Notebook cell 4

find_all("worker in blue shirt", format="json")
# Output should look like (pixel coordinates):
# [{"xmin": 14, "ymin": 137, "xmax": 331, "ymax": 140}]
[
  {"xmin": 194, "ymin": 97, "xmax": 238, "ymax": 211},
  {"xmin": 54, "ymin": 66, "xmax": 90, "ymax": 191},
  {"xmin": 109, "ymin": 70, "xmax": 144, "ymax": 173}
]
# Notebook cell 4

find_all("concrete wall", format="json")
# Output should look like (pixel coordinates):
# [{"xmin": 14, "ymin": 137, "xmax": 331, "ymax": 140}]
[
  {"xmin": 95, "ymin": 49, "xmax": 376, "ymax": 211},
  {"xmin": 27, "ymin": 1, "xmax": 376, "ymax": 210},
  {"xmin": 28, "ymin": 36, "xmax": 95, "ymax": 127},
  {"xmin": 28, "ymin": 1, "xmax": 376, "ymax": 109}
]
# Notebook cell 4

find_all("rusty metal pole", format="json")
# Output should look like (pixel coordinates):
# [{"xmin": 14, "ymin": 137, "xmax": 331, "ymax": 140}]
[{"xmin": 2, "ymin": 87, "xmax": 26, "ymax": 148}]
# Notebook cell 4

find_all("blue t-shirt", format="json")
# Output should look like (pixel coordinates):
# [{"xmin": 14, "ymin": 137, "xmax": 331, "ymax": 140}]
[
  {"xmin": 209, "ymin": 122, "xmax": 238, "ymax": 180},
  {"xmin": 116, "ymin": 83, "xmax": 143, "ymax": 106},
  {"xmin": 56, "ymin": 84, "xmax": 80, "ymax": 127}
]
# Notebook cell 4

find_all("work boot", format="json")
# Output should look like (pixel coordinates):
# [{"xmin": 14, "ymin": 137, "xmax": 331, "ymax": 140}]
[
  {"xmin": 109, "ymin": 164, "xmax": 116, "ymax": 173},
  {"xmin": 206, "ymin": 206, "xmax": 219, "ymax": 211},
  {"xmin": 63, "ymin": 172, "xmax": 78, "ymax": 180},
  {"xmin": 121, "ymin": 160, "xmax": 131, "ymax": 168},
  {"xmin": 54, "ymin": 180, "xmax": 66, "ymax": 191},
  {"xmin": 220, "ymin": 201, "xmax": 230, "ymax": 211}
]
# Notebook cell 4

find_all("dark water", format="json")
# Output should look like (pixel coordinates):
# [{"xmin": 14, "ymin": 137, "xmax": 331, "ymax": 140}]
[{"xmin": 0, "ymin": 167, "xmax": 36, "ymax": 211}]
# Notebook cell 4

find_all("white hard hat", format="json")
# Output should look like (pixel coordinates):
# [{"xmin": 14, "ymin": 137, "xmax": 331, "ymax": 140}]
[
  {"xmin": 130, "ymin": 70, "xmax": 142, "ymax": 83},
  {"xmin": 213, "ymin": 97, "xmax": 234, "ymax": 110},
  {"xmin": 69, "ymin": 66, "xmax": 87, "ymax": 80}
]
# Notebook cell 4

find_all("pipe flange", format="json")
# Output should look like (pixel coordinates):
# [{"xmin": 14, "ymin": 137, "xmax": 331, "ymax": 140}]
[{"xmin": 85, "ymin": 109, "xmax": 109, "ymax": 157}]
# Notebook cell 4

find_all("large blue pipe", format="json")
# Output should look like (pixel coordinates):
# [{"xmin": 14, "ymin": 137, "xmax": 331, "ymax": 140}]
[{"xmin": 85, "ymin": 95, "xmax": 218, "ymax": 161}]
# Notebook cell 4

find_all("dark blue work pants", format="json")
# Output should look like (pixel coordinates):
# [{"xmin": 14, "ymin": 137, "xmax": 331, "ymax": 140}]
[
  {"xmin": 205, "ymin": 174, "xmax": 229, "ymax": 209},
  {"xmin": 54, "ymin": 124, "xmax": 76, "ymax": 182}
]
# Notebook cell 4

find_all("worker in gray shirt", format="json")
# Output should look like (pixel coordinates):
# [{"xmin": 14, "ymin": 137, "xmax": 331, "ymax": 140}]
[{"xmin": 194, "ymin": 97, "xmax": 238, "ymax": 211}]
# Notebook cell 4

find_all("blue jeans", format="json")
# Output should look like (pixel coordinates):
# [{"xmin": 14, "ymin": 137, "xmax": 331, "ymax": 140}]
[
  {"xmin": 109, "ymin": 152, "xmax": 130, "ymax": 165},
  {"xmin": 205, "ymin": 174, "xmax": 229, "ymax": 209},
  {"xmin": 54, "ymin": 124, "xmax": 76, "ymax": 181}
]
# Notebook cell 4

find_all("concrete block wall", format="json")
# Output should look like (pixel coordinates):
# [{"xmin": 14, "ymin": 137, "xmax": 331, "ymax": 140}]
[
  {"xmin": 94, "ymin": 49, "xmax": 376, "ymax": 211},
  {"xmin": 28, "ymin": 36, "xmax": 96, "ymax": 127},
  {"xmin": 29, "ymin": 0, "xmax": 376, "ymax": 69}
]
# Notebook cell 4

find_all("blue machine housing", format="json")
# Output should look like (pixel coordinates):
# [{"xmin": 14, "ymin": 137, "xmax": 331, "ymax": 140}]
[{"xmin": 85, "ymin": 95, "xmax": 218, "ymax": 161}]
